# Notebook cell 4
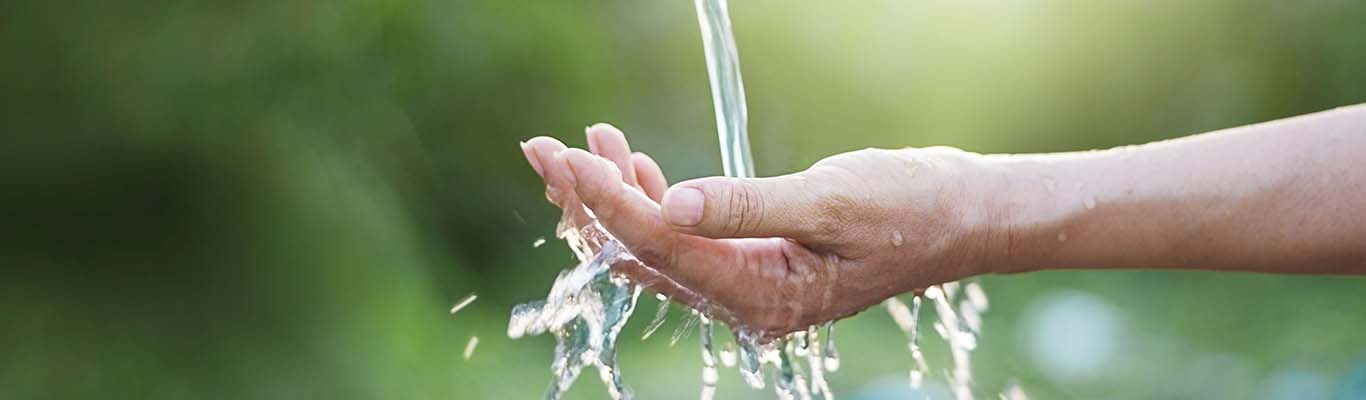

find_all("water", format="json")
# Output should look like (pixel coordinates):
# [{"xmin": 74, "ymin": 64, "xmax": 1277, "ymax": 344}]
[
  {"xmin": 640, "ymin": 294, "xmax": 670, "ymax": 340},
  {"xmin": 509, "ymin": 0, "xmax": 1013, "ymax": 397},
  {"xmin": 449, "ymin": 293, "xmax": 478, "ymax": 315},
  {"xmin": 464, "ymin": 336, "xmax": 480, "ymax": 361},
  {"xmin": 507, "ymin": 228, "xmax": 642, "ymax": 400},
  {"xmin": 695, "ymin": 0, "xmax": 754, "ymax": 178}
]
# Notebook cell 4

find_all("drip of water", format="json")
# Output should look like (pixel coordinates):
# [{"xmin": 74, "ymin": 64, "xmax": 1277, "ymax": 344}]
[
  {"xmin": 928, "ymin": 283, "xmax": 972, "ymax": 398},
  {"xmin": 463, "ymin": 336, "xmax": 480, "ymax": 360},
  {"xmin": 774, "ymin": 339, "xmax": 812, "ymax": 400},
  {"xmin": 821, "ymin": 323, "xmax": 840, "ymax": 373},
  {"xmin": 700, "ymin": 316, "xmax": 719, "ymax": 400},
  {"xmin": 450, "ymin": 293, "xmax": 478, "ymax": 315},
  {"xmin": 719, "ymin": 342, "xmax": 738, "ymax": 368},
  {"xmin": 641, "ymin": 294, "xmax": 671, "ymax": 340},
  {"xmin": 736, "ymin": 332, "xmax": 768, "ymax": 389},
  {"xmin": 671, "ymin": 310, "xmax": 702, "ymax": 347},
  {"xmin": 806, "ymin": 324, "xmax": 834, "ymax": 399}
]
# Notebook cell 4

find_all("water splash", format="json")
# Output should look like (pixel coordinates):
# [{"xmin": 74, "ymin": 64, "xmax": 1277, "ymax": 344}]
[
  {"xmin": 510, "ymin": 0, "xmax": 1023, "ymax": 396},
  {"xmin": 449, "ymin": 293, "xmax": 478, "ymax": 315},
  {"xmin": 463, "ymin": 336, "xmax": 479, "ymax": 361},
  {"xmin": 640, "ymin": 294, "xmax": 671, "ymax": 340},
  {"xmin": 507, "ymin": 232, "xmax": 642, "ymax": 400},
  {"xmin": 671, "ymin": 310, "xmax": 702, "ymax": 347}
]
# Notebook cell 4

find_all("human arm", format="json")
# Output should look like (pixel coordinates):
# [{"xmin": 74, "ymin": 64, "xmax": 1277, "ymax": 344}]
[
  {"xmin": 990, "ymin": 103, "xmax": 1366, "ymax": 275},
  {"xmin": 520, "ymin": 104, "xmax": 1366, "ymax": 337}
]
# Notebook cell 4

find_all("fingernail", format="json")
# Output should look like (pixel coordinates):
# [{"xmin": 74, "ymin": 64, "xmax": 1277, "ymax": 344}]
[
  {"xmin": 521, "ymin": 141, "xmax": 545, "ymax": 177},
  {"xmin": 664, "ymin": 187, "xmax": 705, "ymax": 227}
]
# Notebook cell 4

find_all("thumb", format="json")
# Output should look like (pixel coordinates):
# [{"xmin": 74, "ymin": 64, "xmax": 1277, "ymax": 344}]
[{"xmin": 661, "ymin": 173, "xmax": 824, "ymax": 239}]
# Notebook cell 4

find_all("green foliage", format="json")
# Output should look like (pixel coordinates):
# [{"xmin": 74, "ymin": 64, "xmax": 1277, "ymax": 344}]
[{"xmin": 2, "ymin": 0, "xmax": 1365, "ymax": 398}]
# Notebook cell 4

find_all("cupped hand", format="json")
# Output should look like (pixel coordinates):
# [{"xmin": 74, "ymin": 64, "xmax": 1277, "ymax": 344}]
[{"xmin": 522, "ymin": 124, "xmax": 1004, "ymax": 337}]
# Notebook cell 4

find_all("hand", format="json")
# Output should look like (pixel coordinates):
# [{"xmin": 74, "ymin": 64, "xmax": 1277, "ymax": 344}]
[{"xmin": 522, "ymin": 124, "xmax": 1004, "ymax": 337}]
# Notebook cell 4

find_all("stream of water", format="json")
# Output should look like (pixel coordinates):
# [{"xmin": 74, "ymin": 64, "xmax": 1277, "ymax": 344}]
[{"xmin": 506, "ymin": 1, "xmax": 1001, "ymax": 398}]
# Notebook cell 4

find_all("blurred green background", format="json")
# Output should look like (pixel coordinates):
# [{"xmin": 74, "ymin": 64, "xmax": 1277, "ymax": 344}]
[{"xmin": 3, "ymin": 0, "xmax": 1365, "ymax": 399}]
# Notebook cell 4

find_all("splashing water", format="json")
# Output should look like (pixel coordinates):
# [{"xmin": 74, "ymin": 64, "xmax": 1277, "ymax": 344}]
[
  {"xmin": 509, "ymin": 0, "xmax": 1015, "ymax": 398},
  {"xmin": 882, "ymin": 280, "xmax": 1002, "ymax": 399},
  {"xmin": 507, "ymin": 226, "xmax": 643, "ymax": 400},
  {"xmin": 449, "ymin": 293, "xmax": 478, "ymax": 315},
  {"xmin": 463, "ymin": 336, "xmax": 480, "ymax": 361}
]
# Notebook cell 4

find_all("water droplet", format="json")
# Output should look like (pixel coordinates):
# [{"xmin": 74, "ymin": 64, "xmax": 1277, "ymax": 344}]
[
  {"xmin": 641, "ymin": 297, "xmax": 670, "ymax": 340},
  {"xmin": 909, "ymin": 369, "xmax": 924, "ymax": 389},
  {"xmin": 532, "ymin": 237, "xmax": 547, "ymax": 248},
  {"xmin": 964, "ymin": 282, "xmax": 989, "ymax": 311},
  {"xmin": 1057, "ymin": 231, "xmax": 1068, "ymax": 242},
  {"xmin": 463, "ymin": 336, "xmax": 479, "ymax": 360},
  {"xmin": 884, "ymin": 297, "xmax": 916, "ymax": 334},
  {"xmin": 891, "ymin": 230, "xmax": 904, "ymax": 247},
  {"xmin": 821, "ymin": 323, "xmax": 840, "ymax": 373},
  {"xmin": 737, "ymin": 333, "xmax": 767, "ymax": 389},
  {"xmin": 670, "ymin": 312, "xmax": 700, "ymax": 347},
  {"xmin": 1001, "ymin": 380, "xmax": 1029, "ymax": 400},
  {"xmin": 699, "ymin": 317, "xmax": 719, "ymax": 399},
  {"xmin": 1083, "ymin": 196, "xmax": 1096, "ymax": 210},
  {"xmin": 449, "ymin": 293, "xmax": 478, "ymax": 315},
  {"xmin": 1043, "ymin": 177, "xmax": 1057, "ymax": 193},
  {"xmin": 719, "ymin": 343, "xmax": 738, "ymax": 367},
  {"xmin": 702, "ymin": 365, "xmax": 719, "ymax": 385}
]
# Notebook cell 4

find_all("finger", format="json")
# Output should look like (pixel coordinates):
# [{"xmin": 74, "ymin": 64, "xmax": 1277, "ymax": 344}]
[
  {"xmin": 525, "ymin": 137, "xmax": 592, "ymax": 228},
  {"xmin": 584, "ymin": 123, "xmax": 638, "ymax": 187},
  {"xmin": 560, "ymin": 148, "xmax": 744, "ymax": 295},
  {"xmin": 520, "ymin": 141, "xmax": 545, "ymax": 178},
  {"xmin": 631, "ymin": 152, "xmax": 668, "ymax": 202},
  {"xmin": 660, "ymin": 174, "xmax": 825, "ymax": 240}
]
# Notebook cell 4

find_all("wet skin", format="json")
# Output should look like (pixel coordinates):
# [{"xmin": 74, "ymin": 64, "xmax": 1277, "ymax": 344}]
[{"xmin": 522, "ymin": 104, "xmax": 1366, "ymax": 336}]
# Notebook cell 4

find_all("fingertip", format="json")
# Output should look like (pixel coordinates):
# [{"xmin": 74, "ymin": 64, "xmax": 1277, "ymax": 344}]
[
  {"xmin": 661, "ymin": 185, "xmax": 705, "ymax": 227},
  {"xmin": 521, "ymin": 141, "xmax": 544, "ymax": 178},
  {"xmin": 524, "ymin": 136, "xmax": 567, "ymax": 152},
  {"xmin": 586, "ymin": 122, "xmax": 619, "ymax": 135},
  {"xmin": 632, "ymin": 152, "xmax": 667, "ymax": 202},
  {"xmin": 584, "ymin": 124, "xmax": 621, "ymax": 153}
]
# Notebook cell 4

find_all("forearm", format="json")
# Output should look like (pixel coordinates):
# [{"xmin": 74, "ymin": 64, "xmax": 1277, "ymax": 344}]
[{"xmin": 985, "ymin": 104, "xmax": 1366, "ymax": 275}]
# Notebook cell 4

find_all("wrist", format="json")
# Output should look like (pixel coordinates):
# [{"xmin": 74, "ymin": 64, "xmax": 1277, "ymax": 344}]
[{"xmin": 972, "ymin": 153, "xmax": 1059, "ymax": 275}]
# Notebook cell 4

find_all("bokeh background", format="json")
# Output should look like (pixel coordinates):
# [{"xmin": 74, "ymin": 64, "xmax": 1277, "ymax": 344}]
[{"xmin": 3, "ymin": 0, "xmax": 1366, "ymax": 399}]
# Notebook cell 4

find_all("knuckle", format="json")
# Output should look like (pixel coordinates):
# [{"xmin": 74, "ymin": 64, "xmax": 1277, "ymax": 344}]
[
  {"xmin": 722, "ymin": 181, "xmax": 765, "ymax": 236},
  {"xmin": 812, "ymin": 191, "xmax": 856, "ymax": 243}
]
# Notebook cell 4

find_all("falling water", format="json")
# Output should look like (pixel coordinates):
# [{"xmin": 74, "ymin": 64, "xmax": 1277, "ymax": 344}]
[
  {"xmin": 509, "ymin": 0, "xmax": 1011, "ymax": 398},
  {"xmin": 695, "ymin": 0, "xmax": 754, "ymax": 179}
]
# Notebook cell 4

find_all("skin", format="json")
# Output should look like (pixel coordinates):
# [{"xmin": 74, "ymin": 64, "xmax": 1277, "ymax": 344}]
[{"xmin": 521, "ymin": 104, "xmax": 1366, "ymax": 338}]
